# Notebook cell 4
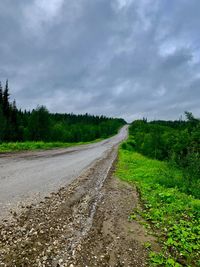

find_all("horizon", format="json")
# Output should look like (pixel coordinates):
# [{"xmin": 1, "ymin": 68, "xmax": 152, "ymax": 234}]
[{"xmin": 0, "ymin": 79, "xmax": 198, "ymax": 123}]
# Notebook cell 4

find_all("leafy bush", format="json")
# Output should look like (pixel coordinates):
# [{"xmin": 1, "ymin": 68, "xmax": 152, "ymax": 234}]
[{"xmin": 121, "ymin": 138, "xmax": 136, "ymax": 151}]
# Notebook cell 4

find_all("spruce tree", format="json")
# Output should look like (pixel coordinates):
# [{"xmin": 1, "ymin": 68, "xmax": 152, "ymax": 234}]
[
  {"xmin": 3, "ymin": 79, "xmax": 10, "ymax": 117},
  {"xmin": 0, "ymin": 106, "xmax": 6, "ymax": 141},
  {"xmin": 11, "ymin": 100, "xmax": 18, "ymax": 124},
  {"xmin": 0, "ymin": 81, "xmax": 3, "ymax": 106}
]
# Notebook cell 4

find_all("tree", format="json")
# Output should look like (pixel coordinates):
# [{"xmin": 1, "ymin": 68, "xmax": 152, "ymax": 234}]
[
  {"xmin": 185, "ymin": 111, "xmax": 199, "ymax": 130},
  {"xmin": 28, "ymin": 106, "xmax": 51, "ymax": 141},
  {"xmin": 185, "ymin": 111, "xmax": 195, "ymax": 122},
  {"xmin": 0, "ymin": 82, "xmax": 3, "ymax": 106},
  {"xmin": 3, "ymin": 80, "xmax": 10, "ymax": 117},
  {"xmin": 0, "ymin": 80, "xmax": 126, "ymax": 142},
  {"xmin": 11, "ymin": 100, "xmax": 17, "ymax": 124},
  {"xmin": 0, "ymin": 106, "xmax": 6, "ymax": 141}
]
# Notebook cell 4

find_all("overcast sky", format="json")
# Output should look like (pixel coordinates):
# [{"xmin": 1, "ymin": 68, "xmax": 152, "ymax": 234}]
[{"xmin": 0, "ymin": 0, "xmax": 199, "ymax": 121}]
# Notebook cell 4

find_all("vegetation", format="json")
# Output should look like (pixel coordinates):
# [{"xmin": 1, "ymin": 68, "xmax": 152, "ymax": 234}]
[
  {"xmin": 117, "ymin": 114, "xmax": 200, "ymax": 266},
  {"xmin": 0, "ymin": 140, "xmax": 102, "ymax": 153},
  {"xmin": 116, "ymin": 150, "xmax": 200, "ymax": 266},
  {"xmin": 0, "ymin": 80, "xmax": 125, "ymax": 147},
  {"xmin": 125, "ymin": 114, "xmax": 200, "ymax": 198}
]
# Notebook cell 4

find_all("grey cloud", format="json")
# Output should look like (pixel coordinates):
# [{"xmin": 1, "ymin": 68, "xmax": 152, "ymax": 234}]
[{"xmin": 0, "ymin": 0, "xmax": 199, "ymax": 121}]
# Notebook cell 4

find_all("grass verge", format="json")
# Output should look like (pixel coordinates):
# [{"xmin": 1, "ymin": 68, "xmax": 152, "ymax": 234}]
[
  {"xmin": 0, "ymin": 139, "xmax": 103, "ymax": 153},
  {"xmin": 116, "ymin": 148, "xmax": 200, "ymax": 267}
]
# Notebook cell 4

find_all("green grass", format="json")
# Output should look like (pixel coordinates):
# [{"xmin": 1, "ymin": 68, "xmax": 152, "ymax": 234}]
[
  {"xmin": 0, "ymin": 139, "xmax": 103, "ymax": 153},
  {"xmin": 116, "ymin": 148, "xmax": 200, "ymax": 267}
]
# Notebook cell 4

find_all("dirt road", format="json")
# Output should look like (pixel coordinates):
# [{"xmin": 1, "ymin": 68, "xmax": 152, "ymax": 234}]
[
  {"xmin": 0, "ymin": 126, "xmax": 127, "ymax": 220},
  {"xmin": 0, "ymin": 126, "xmax": 158, "ymax": 266}
]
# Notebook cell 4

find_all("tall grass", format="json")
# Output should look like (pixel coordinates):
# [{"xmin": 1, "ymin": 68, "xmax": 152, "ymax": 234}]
[{"xmin": 121, "ymin": 139, "xmax": 200, "ymax": 199}]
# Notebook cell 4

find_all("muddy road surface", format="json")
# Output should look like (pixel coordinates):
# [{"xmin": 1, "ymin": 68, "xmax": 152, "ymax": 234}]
[{"xmin": 0, "ymin": 126, "xmax": 128, "ymax": 220}]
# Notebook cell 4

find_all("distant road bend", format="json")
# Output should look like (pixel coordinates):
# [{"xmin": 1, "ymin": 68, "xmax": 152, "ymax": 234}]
[{"xmin": 0, "ymin": 125, "xmax": 128, "ymax": 220}]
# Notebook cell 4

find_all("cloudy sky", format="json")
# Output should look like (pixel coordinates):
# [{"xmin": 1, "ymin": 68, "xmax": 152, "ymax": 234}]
[{"xmin": 0, "ymin": 0, "xmax": 199, "ymax": 121}]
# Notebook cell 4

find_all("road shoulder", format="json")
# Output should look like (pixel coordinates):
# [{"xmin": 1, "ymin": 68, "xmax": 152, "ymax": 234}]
[{"xmin": 74, "ymin": 175, "xmax": 159, "ymax": 266}]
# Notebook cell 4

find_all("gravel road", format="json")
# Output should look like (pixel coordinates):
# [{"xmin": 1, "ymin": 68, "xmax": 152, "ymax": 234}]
[
  {"xmin": 0, "ymin": 126, "xmax": 128, "ymax": 220},
  {"xmin": 0, "ymin": 124, "xmax": 159, "ymax": 267}
]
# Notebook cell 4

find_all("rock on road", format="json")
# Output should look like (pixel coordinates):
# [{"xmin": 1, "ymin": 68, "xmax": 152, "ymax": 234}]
[{"xmin": 0, "ymin": 126, "xmax": 128, "ymax": 220}]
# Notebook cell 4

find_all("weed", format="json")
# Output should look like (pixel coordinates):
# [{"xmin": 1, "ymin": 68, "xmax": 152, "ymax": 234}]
[
  {"xmin": 116, "ymin": 149, "xmax": 200, "ymax": 266},
  {"xmin": 144, "ymin": 241, "xmax": 152, "ymax": 249},
  {"xmin": 128, "ymin": 213, "xmax": 136, "ymax": 221}
]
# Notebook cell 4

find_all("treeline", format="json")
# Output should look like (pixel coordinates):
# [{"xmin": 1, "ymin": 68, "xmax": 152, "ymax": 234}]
[
  {"xmin": 125, "ymin": 113, "xmax": 200, "ymax": 198},
  {"xmin": 0, "ymin": 80, "xmax": 126, "ymax": 142}
]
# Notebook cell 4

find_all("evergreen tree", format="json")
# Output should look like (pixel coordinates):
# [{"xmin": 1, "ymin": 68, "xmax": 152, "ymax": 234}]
[
  {"xmin": 0, "ymin": 106, "xmax": 6, "ymax": 141},
  {"xmin": 3, "ymin": 80, "xmax": 10, "ymax": 117},
  {"xmin": 11, "ymin": 100, "xmax": 17, "ymax": 124},
  {"xmin": 28, "ymin": 106, "xmax": 51, "ymax": 141},
  {"xmin": 0, "ymin": 82, "xmax": 3, "ymax": 106},
  {"xmin": 0, "ymin": 79, "xmax": 126, "ymax": 142}
]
